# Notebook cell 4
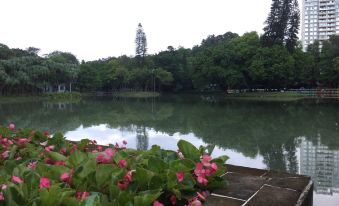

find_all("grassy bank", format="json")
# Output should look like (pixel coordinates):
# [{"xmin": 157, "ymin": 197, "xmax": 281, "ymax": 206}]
[
  {"xmin": 113, "ymin": 91, "xmax": 160, "ymax": 98},
  {"xmin": 225, "ymin": 91, "xmax": 307, "ymax": 101},
  {"xmin": 42, "ymin": 92, "xmax": 82, "ymax": 100}
]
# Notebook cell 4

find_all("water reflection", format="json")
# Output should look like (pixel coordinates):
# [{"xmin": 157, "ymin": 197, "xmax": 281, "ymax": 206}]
[
  {"xmin": 300, "ymin": 136, "xmax": 339, "ymax": 195},
  {"xmin": 1, "ymin": 96, "xmax": 339, "ymax": 205},
  {"xmin": 136, "ymin": 126, "xmax": 149, "ymax": 150}
]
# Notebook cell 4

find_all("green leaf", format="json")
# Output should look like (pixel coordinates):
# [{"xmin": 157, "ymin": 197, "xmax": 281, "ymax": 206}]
[
  {"xmin": 147, "ymin": 157, "xmax": 168, "ymax": 173},
  {"xmin": 96, "ymin": 164, "xmax": 113, "ymax": 187},
  {"xmin": 148, "ymin": 175, "xmax": 163, "ymax": 190},
  {"xmin": 134, "ymin": 189, "xmax": 162, "ymax": 206},
  {"xmin": 47, "ymin": 151, "xmax": 67, "ymax": 161},
  {"xmin": 135, "ymin": 167, "xmax": 154, "ymax": 190},
  {"xmin": 3, "ymin": 185, "xmax": 25, "ymax": 206},
  {"xmin": 61, "ymin": 197, "xmax": 81, "ymax": 206},
  {"xmin": 169, "ymin": 159, "xmax": 194, "ymax": 171},
  {"xmin": 177, "ymin": 140, "xmax": 200, "ymax": 162},
  {"xmin": 211, "ymin": 155, "xmax": 229, "ymax": 164},
  {"xmin": 83, "ymin": 192, "xmax": 101, "ymax": 206},
  {"xmin": 68, "ymin": 150, "xmax": 88, "ymax": 167}
]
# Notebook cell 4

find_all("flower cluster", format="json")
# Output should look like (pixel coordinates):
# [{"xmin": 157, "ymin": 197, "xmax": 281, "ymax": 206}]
[
  {"xmin": 194, "ymin": 155, "xmax": 218, "ymax": 186},
  {"xmin": 0, "ymin": 124, "xmax": 227, "ymax": 206}
]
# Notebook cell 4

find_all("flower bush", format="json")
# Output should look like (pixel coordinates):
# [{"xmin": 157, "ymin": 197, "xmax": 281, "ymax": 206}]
[{"xmin": 0, "ymin": 124, "xmax": 228, "ymax": 206}]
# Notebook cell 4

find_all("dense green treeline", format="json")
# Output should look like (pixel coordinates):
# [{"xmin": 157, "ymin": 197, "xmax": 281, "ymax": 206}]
[
  {"xmin": 1, "ymin": 34, "xmax": 338, "ymax": 95},
  {"xmin": 62, "ymin": 33, "xmax": 339, "ymax": 91},
  {"xmin": 0, "ymin": 44, "xmax": 79, "ymax": 95}
]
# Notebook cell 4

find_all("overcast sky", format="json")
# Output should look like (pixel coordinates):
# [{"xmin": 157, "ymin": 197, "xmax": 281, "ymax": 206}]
[{"xmin": 0, "ymin": 0, "xmax": 295, "ymax": 61}]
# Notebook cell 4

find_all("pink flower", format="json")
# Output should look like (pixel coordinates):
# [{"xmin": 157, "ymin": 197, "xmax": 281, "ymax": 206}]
[
  {"xmin": 190, "ymin": 199, "xmax": 202, "ymax": 206},
  {"xmin": 0, "ymin": 184, "xmax": 7, "ymax": 190},
  {"xmin": 39, "ymin": 177, "xmax": 51, "ymax": 189},
  {"xmin": 96, "ymin": 148, "xmax": 115, "ymax": 164},
  {"xmin": 59, "ymin": 148, "xmax": 67, "ymax": 155},
  {"xmin": 170, "ymin": 195, "xmax": 177, "ymax": 205},
  {"xmin": 54, "ymin": 161, "xmax": 66, "ymax": 166},
  {"xmin": 194, "ymin": 163, "xmax": 206, "ymax": 177},
  {"xmin": 1, "ymin": 151, "xmax": 9, "ymax": 159},
  {"xmin": 153, "ymin": 200, "xmax": 164, "ymax": 206},
  {"xmin": 196, "ymin": 192, "xmax": 207, "ymax": 201},
  {"xmin": 40, "ymin": 141, "xmax": 48, "ymax": 146},
  {"xmin": 60, "ymin": 172, "xmax": 71, "ymax": 183},
  {"xmin": 197, "ymin": 176, "xmax": 208, "ymax": 186},
  {"xmin": 117, "ymin": 180, "xmax": 129, "ymax": 190},
  {"xmin": 45, "ymin": 145, "xmax": 55, "ymax": 152},
  {"xmin": 44, "ymin": 158, "xmax": 55, "ymax": 165},
  {"xmin": 96, "ymin": 154, "xmax": 111, "ymax": 164},
  {"xmin": 0, "ymin": 138, "xmax": 13, "ymax": 149},
  {"xmin": 201, "ymin": 154, "xmax": 212, "ymax": 167},
  {"xmin": 11, "ymin": 176, "xmax": 23, "ymax": 184},
  {"xmin": 176, "ymin": 171, "xmax": 185, "ymax": 182},
  {"xmin": 16, "ymin": 137, "xmax": 31, "ymax": 145},
  {"xmin": 123, "ymin": 140, "xmax": 127, "ymax": 145},
  {"xmin": 28, "ymin": 161, "xmax": 37, "ymax": 170},
  {"xmin": 118, "ymin": 159, "xmax": 127, "ymax": 168},
  {"xmin": 15, "ymin": 156, "xmax": 22, "ymax": 161},
  {"xmin": 0, "ymin": 192, "xmax": 4, "ymax": 201},
  {"xmin": 202, "ymin": 154, "xmax": 212, "ymax": 162},
  {"xmin": 76, "ymin": 191, "xmax": 90, "ymax": 200},
  {"xmin": 124, "ymin": 171, "xmax": 133, "ymax": 182},
  {"xmin": 211, "ymin": 163, "xmax": 218, "ymax": 171},
  {"xmin": 8, "ymin": 123, "xmax": 15, "ymax": 130},
  {"xmin": 104, "ymin": 148, "xmax": 114, "ymax": 157}
]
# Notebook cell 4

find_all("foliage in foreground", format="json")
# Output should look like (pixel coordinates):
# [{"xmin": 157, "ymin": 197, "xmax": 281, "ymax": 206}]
[{"xmin": 0, "ymin": 124, "xmax": 228, "ymax": 206}]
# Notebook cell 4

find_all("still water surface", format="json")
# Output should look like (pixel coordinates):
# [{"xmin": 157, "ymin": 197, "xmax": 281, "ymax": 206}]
[{"xmin": 1, "ymin": 95, "xmax": 339, "ymax": 205}]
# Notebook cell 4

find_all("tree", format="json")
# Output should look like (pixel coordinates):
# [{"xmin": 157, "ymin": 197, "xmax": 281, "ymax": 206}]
[
  {"xmin": 250, "ymin": 45, "xmax": 295, "ymax": 88},
  {"xmin": 26, "ymin": 47, "xmax": 40, "ymax": 56},
  {"xmin": 285, "ymin": 0, "xmax": 300, "ymax": 52},
  {"xmin": 319, "ymin": 36, "xmax": 339, "ymax": 87},
  {"xmin": 262, "ymin": 0, "xmax": 299, "ymax": 51},
  {"xmin": 135, "ymin": 23, "xmax": 147, "ymax": 59},
  {"xmin": 262, "ymin": 0, "xmax": 284, "ymax": 46}
]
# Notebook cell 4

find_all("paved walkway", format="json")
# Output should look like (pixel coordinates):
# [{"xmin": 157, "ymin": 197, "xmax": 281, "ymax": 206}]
[{"xmin": 206, "ymin": 165, "xmax": 313, "ymax": 206}]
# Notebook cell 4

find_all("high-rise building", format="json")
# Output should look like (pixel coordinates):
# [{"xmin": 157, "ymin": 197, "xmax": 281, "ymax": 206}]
[{"xmin": 301, "ymin": 0, "xmax": 339, "ymax": 51}]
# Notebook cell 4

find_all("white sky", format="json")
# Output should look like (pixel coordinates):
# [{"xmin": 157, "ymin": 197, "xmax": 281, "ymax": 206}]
[{"xmin": 0, "ymin": 0, "xmax": 296, "ymax": 61}]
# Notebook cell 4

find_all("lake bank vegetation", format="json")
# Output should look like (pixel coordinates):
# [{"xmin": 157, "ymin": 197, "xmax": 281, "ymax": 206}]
[{"xmin": 0, "ymin": 124, "xmax": 227, "ymax": 205}]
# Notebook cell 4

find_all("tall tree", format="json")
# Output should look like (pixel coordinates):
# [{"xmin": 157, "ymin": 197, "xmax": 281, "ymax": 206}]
[
  {"xmin": 135, "ymin": 23, "xmax": 147, "ymax": 59},
  {"xmin": 262, "ymin": 0, "xmax": 299, "ymax": 51},
  {"xmin": 285, "ymin": 0, "xmax": 300, "ymax": 52},
  {"xmin": 262, "ymin": 0, "xmax": 283, "ymax": 46}
]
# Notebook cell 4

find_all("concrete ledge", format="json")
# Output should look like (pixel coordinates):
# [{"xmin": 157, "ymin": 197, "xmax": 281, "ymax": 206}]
[{"xmin": 206, "ymin": 164, "xmax": 313, "ymax": 206}]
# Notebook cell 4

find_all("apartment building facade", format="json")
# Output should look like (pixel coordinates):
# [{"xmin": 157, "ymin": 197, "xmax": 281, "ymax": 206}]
[{"xmin": 301, "ymin": 0, "xmax": 339, "ymax": 51}]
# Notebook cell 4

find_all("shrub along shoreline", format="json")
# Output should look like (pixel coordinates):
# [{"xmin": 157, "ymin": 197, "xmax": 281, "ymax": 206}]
[{"xmin": 0, "ymin": 124, "xmax": 228, "ymax": 206}]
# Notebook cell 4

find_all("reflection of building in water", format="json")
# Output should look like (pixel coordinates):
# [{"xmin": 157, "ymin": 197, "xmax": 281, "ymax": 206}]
[
  {"xmin": 136, "ymin": 126, "xmax": 149, "ymax": 150},
  {"xmin": 300, "ymin": 136, "xmax": 339, "ymax": 195}
]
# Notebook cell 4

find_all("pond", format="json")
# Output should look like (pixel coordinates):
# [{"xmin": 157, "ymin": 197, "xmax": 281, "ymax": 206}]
[{"xmin": 1, "ymin": 95, "xmax": 339, "ymax": 206}]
